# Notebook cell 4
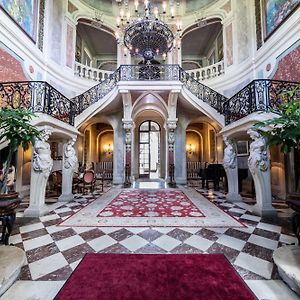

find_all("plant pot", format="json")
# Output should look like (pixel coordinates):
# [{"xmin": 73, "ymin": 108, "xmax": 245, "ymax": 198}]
[{"xmin": 0, "ymin": 192, "xmax": 21, "ymax": 215}]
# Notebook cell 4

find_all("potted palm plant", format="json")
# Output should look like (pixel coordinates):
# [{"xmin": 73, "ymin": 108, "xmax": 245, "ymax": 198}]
[
  {"xmin": 254, "ymin": 84, "xmax": 300, "ymax": 295},
  {"xmin": 0, "ymin": 108, "xmax": 41, "ymax": 199}
]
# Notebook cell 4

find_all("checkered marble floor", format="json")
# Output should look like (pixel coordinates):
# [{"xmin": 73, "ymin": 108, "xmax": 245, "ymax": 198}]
[{"xmin": 1, "ymin": 187, "xmax": 300, "ymax": 300}]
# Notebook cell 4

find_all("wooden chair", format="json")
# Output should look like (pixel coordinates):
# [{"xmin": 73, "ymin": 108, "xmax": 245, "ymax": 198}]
[
  {"xmin": 51, "ymin": 170, "xmax": 62, "ymax": 195},
  {"xmin": 78, "ymin": 170, "xmax": 96, "ymax": 194}
]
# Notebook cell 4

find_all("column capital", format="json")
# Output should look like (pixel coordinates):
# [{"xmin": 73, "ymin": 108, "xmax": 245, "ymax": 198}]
[{"xmin": 167, "ymin": 119, "xmax": 178, "ymax": 130}]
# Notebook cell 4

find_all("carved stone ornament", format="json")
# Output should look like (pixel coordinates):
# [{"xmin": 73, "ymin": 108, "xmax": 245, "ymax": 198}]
[
  {"xmin": 32, "ymin": 128, "xmax": 53, "ymax": 175},
  {"xmin": 123, "ymin": 121, "xmax": 133, "ymax": 152},
  {"xmin": 223, "ymin": 137, "xmax": 236, "ymax": 169},
  {"xmin": 247, "ymin": 129, "xmax": 269, "ymax": 174},
  {"xmin": 64, "ymin": 137, "xmax": 78, "ymax": 170}
]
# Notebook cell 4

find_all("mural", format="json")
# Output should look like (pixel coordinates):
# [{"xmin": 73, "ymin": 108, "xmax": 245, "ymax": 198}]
[
  {"xmin": 0, "ymin": 0, "xmax": 38, "ymax": 41},
  {"xmin": 263, "ymin": 0, "xmax": 300, "ymax": 37}
]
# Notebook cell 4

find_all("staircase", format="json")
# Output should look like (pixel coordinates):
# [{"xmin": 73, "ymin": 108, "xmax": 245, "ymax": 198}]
[{"xmin": 0, "ymin": 69, "xmax": 299, "ymax": 130}]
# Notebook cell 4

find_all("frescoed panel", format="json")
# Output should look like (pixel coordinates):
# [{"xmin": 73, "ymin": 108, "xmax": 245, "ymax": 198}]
[
  {"xmin": 263, "ymin": 0, "xmax": 300, "ymax": 38},
  {"xmin": 0, "ymin": 0, "xmax": 38, "ymax": 41}
]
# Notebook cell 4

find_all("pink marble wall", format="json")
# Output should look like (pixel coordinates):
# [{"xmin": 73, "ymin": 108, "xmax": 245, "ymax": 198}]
[
  {"xmin": 0, "ymin": 48, "xmax": 28, "ymax": 82},
  {"xmin": 272, "ymin": 45, "xmax": 300, "ymax": 82},
  {"xmin": 66, "ymin": 24, "xmax": 74, "ymax": 68},
  {"xmin": 226, "ymin": 24, "xmax": 233, "ymax": 67}
]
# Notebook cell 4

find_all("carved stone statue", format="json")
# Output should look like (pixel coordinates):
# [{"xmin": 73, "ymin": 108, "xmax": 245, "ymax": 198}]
[
  {"xmin": 64, "ymin": 137, "xmax": 77, "ymax": 170},
  {"xmin": 32, "ymin": 128, "xmax": 53, "ymax": 177},
  {"xmin": 248, "ymin": 129, "xmax": 269, "ymax": 174},
  {"xmin": 223, "ymin": 137, "xmax": 236, "ymax": 169}
]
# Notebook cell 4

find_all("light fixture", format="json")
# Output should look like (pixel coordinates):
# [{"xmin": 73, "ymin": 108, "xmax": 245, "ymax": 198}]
[
  {"xmin": 115, "ymin": 0, "xmax": 182, "ymax": 62},
  {"xmin": 186, "ymin": 144, "xmax": 195, "ymax": 155},
  {"xmin": 104, "ymin": 144, "xmax": 113, "ymax": 155}
]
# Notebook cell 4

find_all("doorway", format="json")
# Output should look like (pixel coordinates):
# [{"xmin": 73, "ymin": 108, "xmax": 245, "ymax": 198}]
[{"xmin": 139, "ymin": 121, "xmax": 160, "ymax": 179}]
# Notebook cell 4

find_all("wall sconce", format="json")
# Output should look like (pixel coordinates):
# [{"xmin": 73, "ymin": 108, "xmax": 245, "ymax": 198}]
[
  {"xmin": 186, "ymin": 143, "xmax": 195, "ymax": 155},
  {"xmin": 104, "ymin": 143, "xmax": 113, "ymax": 155}
]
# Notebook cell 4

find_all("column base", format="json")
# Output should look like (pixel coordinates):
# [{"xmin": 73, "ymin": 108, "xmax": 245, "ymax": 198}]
[
  {"xmin": 226, "ymin": 192, "xmax": 243, "ymax": 203},
  {"xmin": 252, "ymin": 203, "xmax": 277, "ymax": 217},
  {"xmin": 23, "ymin": 205, "xmax": 49, "ymax": 217},
  {"xmin": 58, "ymin": 193, "xmax": 74, "ymax": 202}
]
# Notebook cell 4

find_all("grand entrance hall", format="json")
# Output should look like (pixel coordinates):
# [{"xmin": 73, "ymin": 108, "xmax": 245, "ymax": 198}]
[{"xmin": 0, "ymin": 0, "xmax": 300, "ymax": 299}]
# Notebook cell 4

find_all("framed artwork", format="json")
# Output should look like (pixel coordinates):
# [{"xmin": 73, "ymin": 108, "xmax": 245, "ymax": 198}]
[
  {"xmin": 236, "ymin": 141, "xmax": 249, "ymax": 156},
  {"xmin": 0, "ymin": 0, "xmax": 38, "ymax": 42},
  {"xmin": 262, "ymin": 0, "xmax": 300, "ymax": 39}
]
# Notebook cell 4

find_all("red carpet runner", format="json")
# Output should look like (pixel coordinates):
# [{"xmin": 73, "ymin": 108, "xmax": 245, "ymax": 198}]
[{"xmin": 55, "ymin": 254, "xmax": 257, "ymax": 300}]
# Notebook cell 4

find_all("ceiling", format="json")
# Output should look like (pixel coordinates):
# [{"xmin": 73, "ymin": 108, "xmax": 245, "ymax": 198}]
[
  {"xmin": 182, "ymin": 21, "xmax": 222, "ymax": 56},
  {"xmin": 77, "ymin": 22, "xmax": 117, "ymax": 55},
  {"xmin": 79, "ymin": 0, "xmax": 219, "ymax": 16}
]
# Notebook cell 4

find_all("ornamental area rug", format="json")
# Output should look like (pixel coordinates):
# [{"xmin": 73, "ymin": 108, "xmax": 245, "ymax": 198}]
[
  {"xmin": 59, "ymin": 187, "xmax": 245, "ymax": 228},
  {"xmin": 55, "ymin": 254, "xmax": 257, "ymax": 300}
]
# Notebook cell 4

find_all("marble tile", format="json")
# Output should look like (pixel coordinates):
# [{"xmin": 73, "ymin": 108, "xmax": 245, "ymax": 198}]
[
  {"xmin": 1, "ymin": 281, "xmax": 65, "ymax": 300},
  {"xmin": 62, "ymin": 243, "xmax": 95, "ymax": 264},
  {"xmin": 234, "ymin": 252, "xmax": 273, "ymax": 279},
  {"xmin": 40, "ymin": 214, "xmax": 60, "ymax": 222},
  {"xmin": 240, "ymin": 214, "xmax": 261, "ymax": 223},
  {"xmin": 70, "ymin": 259, "xmax": 82, "ymax": 271},
  {"xmin": 88, "ymin": 235, "xmax": 117, "ymax": 252},
  {"xmin": 245, "ymin": 280, "xmax": 300, "ymax": 300},
  {"xmin": 257, "ymin": 222, "xmax": 282, "ymax": 233},
  {"xmin": 38, "ymin": 265, "xmax": 73, "ymax": 281},
  {"xmin": 29, "ymin": 253, "xmax": 68, "ymax": 280},
  {"xmin": 98, "ymin": 243, "xmax": 132, "ymax": 254},
  {"xmin": 152, "ymin": 235, "xmax": 182, "ymax": 252},
  {"xmin": 225, "ymin": 228, "xmax": 251, "ymax": 241},
  {"xmin": 137, "ymin": 229, "xmax": 163, "ymax": 241},
  {"xmin": 279, "ymin": 233, "xmax": 298, "ymax": 245},
  {"xmin": 248, "ymin": 234, "xmax": 278, "ymax": 250},
  {"xmin": 120, "ymin": 235, "xmax": 149, "ymax": 251},
  {"xmin": 26, "ymin": 242, "xmax": 60, "ymax": 264},
  {"xmin": 79, "ymin": 228, "xmax": 106, "ymax": 241},
  {"xmin": 46, "ymin": 225, "xmax": 70, "ymax": 234},
  {"xmin": 242, "ymin": 242, "xmax": 274, "ymax": 262},
  {"xmin": 134, "ymin": 243, "xmax": 168, "ymax": 254},
  {"xmin": 153, "ymin": 227, "xmax": 174, "ymax": 234},
  {"xmin": 51, "ymin": 228, "xmax": 77, "ymax": 241},
  {"xmin": 21, "ymin": 228, "xmax": 49, "ymax": 241},
  {"xmin": 23, "ymin": 234, "xmax": 53, "ymax": 251},
  {"xmin": 167, "ymin": 228, "xmax": 192, "ymax": 241},
  {"xmin": 170, "ymin": 243, "xmax": 204, "ymax": 254},
  {"xmin": 126, "ymin": 227, "xmax": 147, "ymax": 234},
  {"xmin": 207, "ymin": 243, "xmax": 240, "ymax": 263},
  {"xmin": 9, "ymin": 233, "xmax": 22, "ymax": 244},
  {"xmin": 184, "ymin": 235, "xmax": 214, "ymax": 251},
  {"xmin": 195, "ymin": 228, "xmax": 219, "ymax": 241},
  {"xmin": 56, "ymin": 235, "xmax": 85, "ymax": 252},
  {"xmin": 217, "ymin": 234, "xmax": 246, "ymax": 251},
  {"xmin": 108, "ymin": 228, "xmax": 134, "ymax": 242},
  {"xmin": 72, "ymin": 226, "xmax": 97, "ymax": 234},
  {"xmin": 100, "ymin": 227, "xmax": 122, "ymax": 234},
  {"xmin": 19, "ymin": 222, "xmax": 44, "ymax": 234}
]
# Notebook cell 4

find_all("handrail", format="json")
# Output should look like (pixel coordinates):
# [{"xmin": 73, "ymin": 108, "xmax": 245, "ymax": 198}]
[
  {"xmin": 0, "ymin": 81, "xmax": 75, "ymax": 125},
  {"xmin": 223, "ymin": 79, "xmax": 300, "ymax": 125},
  {"xmin": 185, "ymin": 61, "xmax": 224, "ymax": 81}
]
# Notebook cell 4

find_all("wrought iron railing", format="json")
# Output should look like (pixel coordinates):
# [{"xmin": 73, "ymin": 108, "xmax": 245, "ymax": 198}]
[
  {"xmin": 179, "ymin": 68, "xmax": 227, "ymax": 114},
  {"xmin": 72, "ymin": 69, "xmax": 120, "ymax": 116},
  {"xmin": 0, "ymin": 81, "xmax": 75, "ymax": 125},
  {"xmin": 223, "ymin": 79, "xmax": 300, "ymax": 125}
]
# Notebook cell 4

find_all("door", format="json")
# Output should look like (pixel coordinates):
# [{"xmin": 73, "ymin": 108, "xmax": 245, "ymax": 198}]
[{"xmin": 139, "ymin": 121, "xmax": 160, "ymax": 178}]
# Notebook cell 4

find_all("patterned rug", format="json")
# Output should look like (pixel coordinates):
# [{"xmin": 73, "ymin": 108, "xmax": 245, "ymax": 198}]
[{"xmin": 59, "ymin": 187, "xmax": 245, "ymax": 228}]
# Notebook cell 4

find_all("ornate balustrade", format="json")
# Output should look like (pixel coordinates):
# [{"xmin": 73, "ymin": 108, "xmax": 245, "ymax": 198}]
[
  {"xmin": 74, "ymin": 62, "xmax": 114, "ymax": 82},
  {"xmin": 0, "ymin": 81, "xmax": 75, "ymax": 125},
  {"xmin": 72, "ymin": 70, "xmax": 120, "ymax": 116},
  {"xmin": 223, "ymin": 79, "xmax": 300, "ymax": 125},
  {"xmin": 186, "ymin": 61, "xmax": 224, "ymax": 81}
]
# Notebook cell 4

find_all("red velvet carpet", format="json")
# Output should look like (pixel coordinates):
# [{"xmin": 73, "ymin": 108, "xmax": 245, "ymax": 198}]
[{"xmin": 55, "ymin": 254, "xmax": 257, "ymax": 300}]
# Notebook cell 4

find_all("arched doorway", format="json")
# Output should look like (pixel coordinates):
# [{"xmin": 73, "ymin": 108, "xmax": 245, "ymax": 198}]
[{"xmin": 139, "ymin": 121, "xmax": 160, "ymax": 179}]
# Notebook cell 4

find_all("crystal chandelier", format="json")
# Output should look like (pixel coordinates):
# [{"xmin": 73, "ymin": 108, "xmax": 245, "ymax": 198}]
[{"xmin": 115, "ymin": 0, "xmax": 182, "ymax": 62}]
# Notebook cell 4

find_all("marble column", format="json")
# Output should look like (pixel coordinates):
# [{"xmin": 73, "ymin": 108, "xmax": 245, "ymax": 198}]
[
  {"xmin": 223, "ymin": 137, "xmax": 242, "ymax": 202},
  {"xmin": 247, "ymin": 129, "xmax": 277, "ymax": 217},
  {"xmin": 59, "ymin": 137, "xmax": 77, "ymax": 201},
  {"xmin": 167, "ymin": 120, "xmax": 177, "ymax": 186},
  {"xmin": 24, "ymin": 127, "xmax": 53, "ymax": 217},
  {"xmin": 123, "ymin": 121, "xmax": 133, "ymax": 187}
]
